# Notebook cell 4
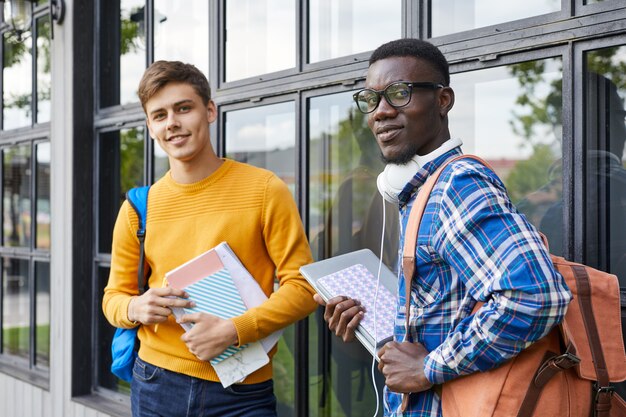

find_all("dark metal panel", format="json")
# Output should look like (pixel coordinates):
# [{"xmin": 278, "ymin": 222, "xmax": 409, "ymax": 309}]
[
  {"xmin": 146, "ymin": 0, "xmax": 154, "ymax": 66},
  {"xmin": 294, "ymin": 91, "xmax": 308, "ymax": 417},
  {"xmin": 561, "ymin": 43, "xmax": 575, "ymax": 261},
  {"xmin": 71, "ymin": 0, "xmax": 95, "ymax": 398},
  {"xmin": 571, "ymin": 34, "xmax": 626, "ymax": 263}
]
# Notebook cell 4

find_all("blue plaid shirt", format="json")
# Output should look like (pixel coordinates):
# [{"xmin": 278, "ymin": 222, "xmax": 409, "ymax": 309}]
[{"xmin": 384, "ymin": 149, "xmax": 572, "ymax": 416}]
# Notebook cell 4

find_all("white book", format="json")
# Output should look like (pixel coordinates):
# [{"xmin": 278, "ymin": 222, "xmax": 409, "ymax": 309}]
[
  {"xmin": 166, "ymin": 242, "xmax": 282, "ymax": 387},
  {"xmin": 300, "ymin": 249, "xmax": 398, "ymax": 360}
]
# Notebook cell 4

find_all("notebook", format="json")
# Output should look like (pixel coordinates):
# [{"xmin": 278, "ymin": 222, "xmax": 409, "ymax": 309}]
[
  {"xmin": 165, "ymin": 242, "xmax": 277, "ymax": 387},
  {"xmin": 300, "ymin": 249, "xmax": 398, "ymax": 360}
]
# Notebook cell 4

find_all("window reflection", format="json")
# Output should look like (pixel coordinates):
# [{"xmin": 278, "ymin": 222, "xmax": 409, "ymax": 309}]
[
  {"xmin": 100, "ymin": 0, "xmax": 146, "ymax": 107},
  {"xmin": 451, "ymin": 59, "xmax": 563, "ymax": 250},
  {"xmin": 154, "ymin": 0, "xmax": 208, "ymax": 76},
  {"xmin": 36, "ymin": 17, "xmax": 51, "ymax": 123},
  {"xmin": 224, "ymin": 101, "xmax": 297, "ymax": 416},
  {"xmin": 225, "ymin": 102, "xmax": 296, "ymax": 191},
  {"xmin": 430, "ymin": 0, "xmax": 560, "ymax": 37},
  {"xmin": 36, "ymin": 143, "xmax": 50, "ymax": 249},
  {"xmin": 153, "ymin": 140, "xmax": 169, "ymax": 181},
  {"xmin": 225, "ymin": 0, "xmax": 295, "ymax": 81},
  {"xmin": 3, "ymin": 145, "xmax": 32, "ymax": 248},
  {"xmin": 308, "ymin": 0, "xmax": 400, "ymax": 63},
  {"xmin": 98, "ymin": 127, "xmax": 145, "ymax": 254},
  {"xmin": 97, "ymin": 266, "xmax": 130, "ymax": 393},
  {"xmin": 35, "ymin": 262, "xmax": 50, "ymax": 368},
  {"xmin": 584, "ymin": 47, "xmax": 626, "ymax": 288},
  {"xmin": 308, "ymin": 92, "xmax": 396, "ymax": 417},
  {"xmin": 2, "ymin": 258, "xmax": 30, "ymax": 360},
  {"xmin": 3, "ymin": 32, "xmax": 32, "ymax": 129}
]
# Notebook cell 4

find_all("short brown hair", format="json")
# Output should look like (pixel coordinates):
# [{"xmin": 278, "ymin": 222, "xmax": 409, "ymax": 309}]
[{"xmin": 137, "ymin": 60, "xmax": 211, "ymax": 110}]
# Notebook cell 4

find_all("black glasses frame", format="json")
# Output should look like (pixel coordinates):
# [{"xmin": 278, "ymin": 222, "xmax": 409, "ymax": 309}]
[{"xmin": 352, "ymin": 81, "xmax": 445, "ymax": 114}]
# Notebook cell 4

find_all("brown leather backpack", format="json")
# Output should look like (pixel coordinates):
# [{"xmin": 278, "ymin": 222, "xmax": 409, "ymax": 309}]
[{"xmin": 401, "ymin": 154, "xmax": 626, "ymax": 417}]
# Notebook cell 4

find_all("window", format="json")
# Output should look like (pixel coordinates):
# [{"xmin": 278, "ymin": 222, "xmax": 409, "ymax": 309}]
[
  {"xmin": 99, "ymin": 0, "xmax": 209, "ymax": 109},
  {"xmin": 95, "ymin": 126, "xmax": 148, "ymax": 394},
  {"xmin": 225, "ymin": 101, "xmax": 296, "ymax": 189},
  {"xmin": 307, "ymin": 90, "xmax": 397, "ymax": 416},
  {"xmin": 308, "ymin": 0, "xmax": 401, "ymax": 63},
  {"xmin": 153, "ymin": 0, "xmax": 209, "ymax": 76},
  {"xmin": 583, "ymin": 45, "xmax": 626, "ymax": 287},
  {"xmin": 430, "ymin": 0, "xmax": 561, "ymax": 37},
  {"xmin": 225, "ymin": 0, "xmax": 295, "ymax": 82},
  {"xmin": 224, "ymin": 101, "xmax": 298, "ymax": 413},
  {"xmin": 450, "ymin": 58, "xmax": 563, "ymax": 252},
  {"xmin": 1, "ymin": 141, "xmax": 51, "ymax": 376},
  {"xmin": 0, "ymin": 2, "xmax": 51, "ymax": 383}
]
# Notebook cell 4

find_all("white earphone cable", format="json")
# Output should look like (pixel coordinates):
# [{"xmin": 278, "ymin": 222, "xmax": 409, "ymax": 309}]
[{"xmin": 371, "ymin": 197, "xmax": 387, "ymax": 417}]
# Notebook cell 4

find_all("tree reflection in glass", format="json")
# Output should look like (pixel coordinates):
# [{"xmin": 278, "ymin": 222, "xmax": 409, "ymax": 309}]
[
  {"xmin": 3, "ymin": 32, "xmax": 32, "ymax": 129},
  {"xmin": 308, "ymin": 91, "xmax": 397, "ymax": 417}
]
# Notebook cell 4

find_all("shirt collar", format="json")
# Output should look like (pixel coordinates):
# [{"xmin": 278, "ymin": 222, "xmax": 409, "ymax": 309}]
[{"xmin": 397, "ymin": 146, "xmax": 464, "ymax": 207}]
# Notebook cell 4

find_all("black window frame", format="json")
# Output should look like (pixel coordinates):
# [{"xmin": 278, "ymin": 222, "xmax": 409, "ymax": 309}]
[{"xmin": 78, "ymin": 1, "xmax": 626, "ymax": 415}]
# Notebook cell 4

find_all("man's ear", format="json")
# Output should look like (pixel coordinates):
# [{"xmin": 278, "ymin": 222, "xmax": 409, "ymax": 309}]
[
  {"xmin": 206, "ymin": 100, "xmax": 217, "ymax": 123},
  {"xmin": 439, "ymin": 87, "xmax": 455, "ymax": 118},
  {"xmin": 145, "ymin": 119, "xmax": 156, "ymax": 140}
]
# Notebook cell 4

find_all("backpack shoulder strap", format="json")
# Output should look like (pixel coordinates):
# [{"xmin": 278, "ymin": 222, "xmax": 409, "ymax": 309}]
[
  {"xmin": 402, "ymin": 154, "xmax": 489, "ymax": 291},
  {"xmin": 126, "ymin": 185, "xmax": 151, "ymax": 294}
]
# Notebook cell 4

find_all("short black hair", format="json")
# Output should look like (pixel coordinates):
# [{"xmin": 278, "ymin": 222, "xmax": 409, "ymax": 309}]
[{"xmin": 369, "ymin": 38, "xmax": 450, "ymax": 86}]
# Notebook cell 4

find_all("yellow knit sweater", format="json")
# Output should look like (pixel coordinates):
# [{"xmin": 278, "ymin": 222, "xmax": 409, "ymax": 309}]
[{"xmin": 102, "ymin": 159, "xmax": 317, "ymax": 383}]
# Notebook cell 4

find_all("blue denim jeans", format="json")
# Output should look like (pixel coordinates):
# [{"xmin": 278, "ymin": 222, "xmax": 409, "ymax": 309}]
[{"xmin": 131, "ymin": 357, "xmax": 277, "ymax": 417}]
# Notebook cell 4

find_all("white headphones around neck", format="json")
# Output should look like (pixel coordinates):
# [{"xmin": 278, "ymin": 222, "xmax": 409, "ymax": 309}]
[{"xmin": 376, "ymin": 138, "xmax": 463, "ymax": 204}]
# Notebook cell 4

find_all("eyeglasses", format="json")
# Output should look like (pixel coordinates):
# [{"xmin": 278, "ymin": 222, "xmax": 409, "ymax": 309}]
[{"xmin": 352, "ymin": 81, "xmax": 444, "ymax": 114}]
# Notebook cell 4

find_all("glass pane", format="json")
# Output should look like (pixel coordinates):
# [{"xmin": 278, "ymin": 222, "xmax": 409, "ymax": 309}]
[
  {"xmin": 97, "ymin": 265, "xmax": 130, "ymax": 393},
  {"xmin": 307, "ymin": 92, "xmax": 396, "ymax": 417},
  {"xmin": 154, "ymin": 0, "xmax": 209, "ymax": 76},
  {"xmin": 3, "ymin": 144, "xmax": 32, "ymax": 248},
  {"xmin": 225, "ymin": 102, "xmax": 296, "ymax": 191},
  {"xmin": 36, "ymin": 143, "xmax": 51, "ymax": 249},
  {"xmin": 430, "ymin": 0, "xmax": 560, "ymax": 38},
  {"xmin": 35, "ymin": 261, "xmax": 50, "ymax": 368},
  {"xmin": 2, "ymin": 258, "xmax": 30, "ymax": 360},
  {"xmin": 225, "ymin": 102, "xmax": 296, "ymax": 413},
  {"xmin": 450, "ymin": 59, "xmax": 563, "ymax": 253},
  {"xmin": 153, "ymin": 141, "xmax": 169, "ymax": 181},
  {"xmin": 98, "ymin": 127, "xmax": 145, "ymax": 254},
  {"xmin": 36, "ymin": 16, "xmax": 51, "ymax": 123},
  {"xmin": 225, "ymin": 0, "xmax": 295, "ymax": 82},
  {"xmin": 308, "ymin": 0, "xmax": 401, "ymax": 63},
  {"xmin": 3, "ymin": 32, "xmax": 32, "ymax": 129},
  {"xmin": 100, "ymin": 0, "xmax": 146, "ymax": 107},
  {"xmin": 274, "ymin": 324, "xmax": 296, "ymax": 417},
  {"xmin": 583, "ymin": 46, "xmax": 626, "ymax": 285}
]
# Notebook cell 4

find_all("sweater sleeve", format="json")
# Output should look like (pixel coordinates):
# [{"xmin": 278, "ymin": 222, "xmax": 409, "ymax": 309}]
[
  {"xmin": 231, "ymin": 175, "xmax": 318, "ymax": 346},
  {"xmin": 102, "ymin": 201, "xmax": 142, "ymax": 329}
]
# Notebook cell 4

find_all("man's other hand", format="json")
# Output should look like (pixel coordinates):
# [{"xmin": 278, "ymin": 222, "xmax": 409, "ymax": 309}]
[
  {"xmin": 377, "ymin": 341, "xmax": 434, "ymax": 393},
  {"xmin": 127, "ymin": 287, "xmax": 194, "ymax": 325},
  {"xmin": 179, "ymin": 313, "xmax": 239, "ymax": 361},
  {"xmin": 313, "ymin": 294, "xmax": 365, "ymax": 342}
]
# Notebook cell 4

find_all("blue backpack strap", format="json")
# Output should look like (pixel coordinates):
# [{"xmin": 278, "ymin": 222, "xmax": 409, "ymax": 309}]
[{"xmin": 126, "ymin": 185, "xmax": 151, "ymax": 294}]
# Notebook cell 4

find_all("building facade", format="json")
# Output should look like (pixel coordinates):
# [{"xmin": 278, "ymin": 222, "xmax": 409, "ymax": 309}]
[{"xmin": 0, "ymin": 1, "xmax": 625, "ymax": 416}]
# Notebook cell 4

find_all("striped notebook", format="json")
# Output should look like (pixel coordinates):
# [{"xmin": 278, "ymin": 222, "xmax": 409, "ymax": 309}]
[
  {"xmin": 165, "ymin": 247, "xmax": 249, "ymax": 365},
  {"xmin": 179, "ymin": 268, "xmax": 248, "ymax": 364}
]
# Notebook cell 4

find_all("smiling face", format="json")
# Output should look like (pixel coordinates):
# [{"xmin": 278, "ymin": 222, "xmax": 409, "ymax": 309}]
[
  {"xmin": 145, "ymin": 82, "xmax": 218, "ymax": 174},
  {"xmin": 366, "ymin": 56, "xmax": 454, "ymax": 164}
]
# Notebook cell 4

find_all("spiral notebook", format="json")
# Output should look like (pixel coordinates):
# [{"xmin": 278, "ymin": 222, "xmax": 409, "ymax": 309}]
[
  {"xmin": 165, "ymin": 242, "xmax": 280, "ymax": 387},
  {"xmin": 300, "ymin": 249, "xmax": 398, "ymax": 359}
]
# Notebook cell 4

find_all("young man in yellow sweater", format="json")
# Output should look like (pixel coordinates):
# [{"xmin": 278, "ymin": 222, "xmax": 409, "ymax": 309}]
[{"xmin": 102, "ymin": 61, "xmax": 318, "ymax": 417}]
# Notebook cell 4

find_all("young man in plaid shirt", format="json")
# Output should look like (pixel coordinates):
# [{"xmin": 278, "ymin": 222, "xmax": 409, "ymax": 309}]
[{"xmin": 314, "ymin": 38, "xmax": 572, "ymax": 416}]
